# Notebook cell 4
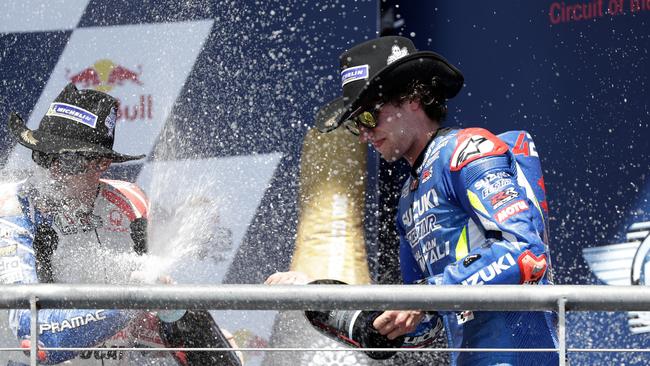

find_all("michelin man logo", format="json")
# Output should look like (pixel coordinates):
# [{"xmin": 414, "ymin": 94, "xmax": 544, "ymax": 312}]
[
  {"xmin": 583, "ymin": 221, "xmax": 650, "ymax": 334},
  {"xmin": 387, "ymin": 45, "xmax": 408, "ymax": 65}
]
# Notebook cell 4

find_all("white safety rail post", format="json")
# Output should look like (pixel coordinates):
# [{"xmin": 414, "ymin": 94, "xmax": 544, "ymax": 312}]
[
  {"xmin": 558, "ymin": 297, "xmax": 567, "ymax": 366},
  {"xmin": 0, "ymin": 284, "xmax": 648, "ymax": 364},
  {"xmin": 29, "ymin": 295, "xmax": 38, "ymax": 366}
]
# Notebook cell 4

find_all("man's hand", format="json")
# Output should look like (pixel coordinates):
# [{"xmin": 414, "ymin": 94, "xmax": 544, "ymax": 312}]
[
  {"xmin": 372, "ymin": 310, "xmax": 425, "ymax": 340},
  {"xmin": 264, "ymin": 271, "xmax": 312, "ymax": 285}
]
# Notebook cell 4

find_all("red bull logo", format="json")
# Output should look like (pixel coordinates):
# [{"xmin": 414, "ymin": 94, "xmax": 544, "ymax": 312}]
[
  {"xmin": 66, "ymin": 59, "xmax": 153, "ymax": 122},
  {"xmin": 66, "ymin": 59, "xmax": 142, "ymax": 92}
]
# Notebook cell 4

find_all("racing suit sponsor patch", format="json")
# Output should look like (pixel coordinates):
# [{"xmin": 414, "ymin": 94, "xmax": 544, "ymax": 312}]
[
  {"xmin": 54, "ymin": 211, "xmax": 103, "ymax": 235},
  {"xmin": 461, "ymin": 252, "xmax": 516, "ymax": 285},
  {"xmin": 0, "ymin": 244, "xmax": 17, "ymax": 257},
  {"xmin": 406, "ymin": 215, "xmax": 441, "ymax": 244},
  {"xmin": 450, "ymin": 128, "xmax": 509, "ymax": 172},
  {"xmin": 456, "ymin": 310, "xmax": 474, "ymax": 325},
  {"xmin": 518, "ymin": 250, "xmax": 547, "ymax": 284},
  {"xmin": 495, "ymin": 200, "xmax": 529, "ymax": 223},
  {"xmin": 473, "ymin": 172, "xmax": 510, "ymax": 191},
  {"xmin": 39, "ymin": 310, "xmax": 107, "ymax": 334},
  {"xmin": 421, "ymin": 167, "xmax": 432, "ymax": 183},
  {"xmin": 480, "ymin": 178, "xmax": 512, "ymax": 198},
  {"xmin": 403, "ymin": 315, "xmax": 444, "ymax": 347},
  {"xmin": 411, "ymin": 189, "xmax": 439, "ymax": 220},
  {"xmin": 489, "ymin": 187, "xmax": 519, "ymax": 209},
  {"xmin": 462, "ymin": 253, "xmax": 481, "ymax": 267},
  {"xmin": 414, "ymin": 238, "xmax": 450, "ymax": 271},
  {"xmin": 0, "ymin": 256, "xmax": 23, "ymax": 283},
  {"xmin": 402, "ymin": 189, "xmax": 440, "ymax": 226},
  {"xmin": 79, "ymin": 346, "xmax": 126, "ymax": 360}
]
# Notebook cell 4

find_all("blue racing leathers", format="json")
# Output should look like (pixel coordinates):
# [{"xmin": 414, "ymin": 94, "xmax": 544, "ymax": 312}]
[{"xmin": 397, "ymin": 127, "xmax": 558, "ymax": 366}]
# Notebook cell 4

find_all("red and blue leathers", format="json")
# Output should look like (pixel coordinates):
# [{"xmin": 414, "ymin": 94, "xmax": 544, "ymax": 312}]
[
  {"xmin": 0, "ymin": 177, "xmax": 178, "ymax": 365},
  {"xmin": 397, "ymin": 127, "xmax": 558, "ymax": 366}
]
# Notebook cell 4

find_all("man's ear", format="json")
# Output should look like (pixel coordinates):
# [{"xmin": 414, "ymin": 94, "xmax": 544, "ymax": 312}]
[{"xmin": 98, "ymin": 158, "xmax": 112, "ymax": 171}]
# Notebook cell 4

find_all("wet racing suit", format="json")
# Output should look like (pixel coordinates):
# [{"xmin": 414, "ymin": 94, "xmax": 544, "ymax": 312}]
[
  {"xmin": 397, "ymin": 128, "xmax": 558, "ymax": 366},
  {"xmin": 0, "ymin": 178, "xmax": 178, "ymax": 365}
]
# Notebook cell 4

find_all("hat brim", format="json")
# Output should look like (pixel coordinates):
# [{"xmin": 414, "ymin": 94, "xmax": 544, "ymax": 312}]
[
  {"xmin": 314, "ymin": 97, "xmax": 347, "ymax": 133},
  {"xmin": 336, "ymin": 51, "xmax": 464, "ymax": 127},
  {"xmin": 8, "ymin": 113, "xmax": 145, "ymax": 163}
]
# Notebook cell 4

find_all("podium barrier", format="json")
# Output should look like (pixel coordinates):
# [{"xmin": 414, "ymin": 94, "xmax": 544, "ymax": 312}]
[{"xmin": 1, "ymin": 284, "xmax": 650, "ymax": 366}]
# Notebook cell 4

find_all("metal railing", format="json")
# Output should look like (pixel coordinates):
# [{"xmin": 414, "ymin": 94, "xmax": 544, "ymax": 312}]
[{"xmin": 1, "ymin": 284, "xmax": 649, "ymax": 366}]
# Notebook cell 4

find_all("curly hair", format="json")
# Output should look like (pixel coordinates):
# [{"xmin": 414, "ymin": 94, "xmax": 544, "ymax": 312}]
[{"xmin": 374, "ymin": 76, "xmax": 448, "ymax": 123}]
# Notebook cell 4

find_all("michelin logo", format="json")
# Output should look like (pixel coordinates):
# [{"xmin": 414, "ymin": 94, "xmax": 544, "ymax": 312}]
[
  {"xmin": 386, "ymin": 45, "xmax": 409, "ymax": 65},
  {"xmin": 46, "ymin": 102, "xmax": 98, "ymax": 128},
  {"xmin": 583, "ymin": 221, "xmax": 650, "ymax": 334},
  {"xmin": 341, "ymin": 65, "xmax": 369, "ymax": 86}
]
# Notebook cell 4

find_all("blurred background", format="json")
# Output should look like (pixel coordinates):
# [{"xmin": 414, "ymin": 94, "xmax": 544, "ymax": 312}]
[{"xmin": 0, "ymin": 0, "xmax": 648, "ymax": 364}]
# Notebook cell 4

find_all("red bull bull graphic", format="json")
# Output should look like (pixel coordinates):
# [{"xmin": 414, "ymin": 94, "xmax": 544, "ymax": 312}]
[
  {"xmin": 66, "ymin": 59, "xmax": 153, "ymax": 122},
  {"xmin": 107, "ymin": 65, "xmax": 143, "ymax": 87}
]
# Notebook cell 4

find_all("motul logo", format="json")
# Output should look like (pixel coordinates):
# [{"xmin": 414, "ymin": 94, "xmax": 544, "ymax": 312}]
[
  {"xmin": 461, "ymin": 253, "xmax": 516, "ymax": 285},
  {"xmin": 495, "ymin": 200, "xmax": 529, "ymax": 223}
]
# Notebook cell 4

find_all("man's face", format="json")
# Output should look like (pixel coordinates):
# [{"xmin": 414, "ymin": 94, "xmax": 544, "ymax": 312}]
[
  {"xmin": 50, "ymin": 153, "xmax": 112, "ymax": 194},
  {"xmin": 357, "ymin": 101, "xmax": 417, "ymax": 162}
]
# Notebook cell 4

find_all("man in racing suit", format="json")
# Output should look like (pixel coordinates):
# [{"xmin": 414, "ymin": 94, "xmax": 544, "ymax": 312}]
[
  {"xmin": 0, "ymin": 84, "xmax": 241, "ymax": 365},
  {"xmin": 309, "ymin": 36, "xmax": 559, "ymax": 365}
]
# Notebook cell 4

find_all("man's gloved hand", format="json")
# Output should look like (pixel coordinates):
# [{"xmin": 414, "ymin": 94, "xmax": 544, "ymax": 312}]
[
  {"xmin": 302, "ymin": 279, "xmax": 405, "ymax": 360},
  {"xmin": 372, "ymin": 310, "xmax": 426, "ymax": 340}
]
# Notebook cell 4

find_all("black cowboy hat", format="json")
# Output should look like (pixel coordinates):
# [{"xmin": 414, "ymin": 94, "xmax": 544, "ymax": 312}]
[
  {"xmin": 330, "ymin": 36, "xmax": 464, "ymax": 131},
  {"xmin": 8, "ymin": 83, "xmax": 144, "ymax": 163},
  {"xmin": 314, "ymin": 96, "xmax": 346, "ymax": 133}
]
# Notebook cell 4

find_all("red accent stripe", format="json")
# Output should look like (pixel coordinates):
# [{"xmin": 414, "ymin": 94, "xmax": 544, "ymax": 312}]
[
  {"xmin": 101, "ymin": 179, "xmax": 149, "ymax": 219},
  {"xmin": 541, "ymin": 200, "xmax": 549, "ymax": 213},
  {"xmin": 102, "ymin": 189, "xmax": 136, "ymax": 221}
]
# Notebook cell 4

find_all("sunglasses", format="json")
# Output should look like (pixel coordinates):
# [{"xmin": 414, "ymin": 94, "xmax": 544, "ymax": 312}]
[
  {"xmin": 343, "ymin": 102, "xmax": 384, "ymax": 135},
  {"xmin": 56, "ymin": 152, "xmax": 108, "ymax": 175}
]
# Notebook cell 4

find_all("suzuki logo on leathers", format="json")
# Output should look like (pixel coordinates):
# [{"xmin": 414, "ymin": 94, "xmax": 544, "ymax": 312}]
[
  {"xmin": 461, "ymin": 253, "xmax": 516, "ymax": 285},
  {"xmin": 403, "ymin": 189, "xmax": 440, "ymax": 226}
]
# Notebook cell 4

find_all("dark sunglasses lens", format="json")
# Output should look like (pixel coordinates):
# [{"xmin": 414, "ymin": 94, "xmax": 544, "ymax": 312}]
[
  {"xmin": 32, "ymin": 151, "xmax": 56, "ymax": 169},
  {"xmin": 56, "ymin": 154, "xmax": 97, "ymax": 175},
  {"xmin": 357, "ymin": 111, "xmax": 377, "ymax": 128}
]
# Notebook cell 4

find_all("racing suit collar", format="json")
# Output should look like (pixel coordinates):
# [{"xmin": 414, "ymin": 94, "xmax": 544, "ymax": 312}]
[{"xmin": 409, "ymin": 127, "xmax": 444, "ymax": 179}]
